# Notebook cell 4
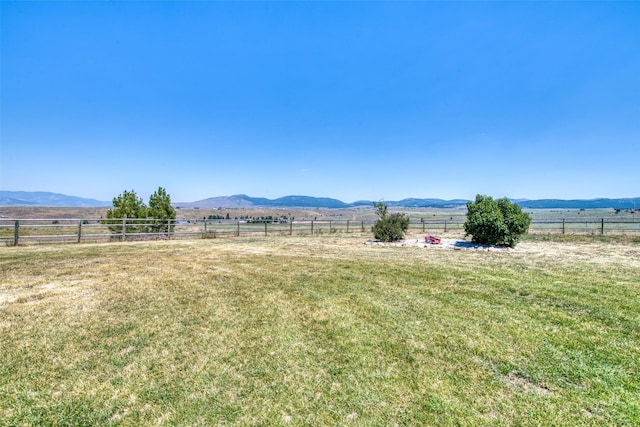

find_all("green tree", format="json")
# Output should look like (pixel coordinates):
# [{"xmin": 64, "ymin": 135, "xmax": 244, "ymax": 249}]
[
  {"xmin": 148, "ymin": 187, "xmax": 176, "ymax": 233},
  {"xmin": 104, "ymin": 190, "xmax": 148, "ymax": 235},
  {"xmin": 463, "ymin": 195, "xmax": 531, "ymax": 247},
  {"xmin": 371, "ymin": 201, "xmax": 409, "ymax": 242}
]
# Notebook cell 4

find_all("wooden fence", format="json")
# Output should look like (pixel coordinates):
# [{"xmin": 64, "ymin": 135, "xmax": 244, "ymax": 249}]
[{"xmin": 1, "ymin": 217, "xmax": 639, "ymax": 246}]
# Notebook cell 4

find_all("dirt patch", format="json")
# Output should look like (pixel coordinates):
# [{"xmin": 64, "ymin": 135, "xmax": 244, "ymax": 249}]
[
  {"xmin": 365, "ymin": 238, "xmax": 514, "ymax": 252},
  {"xmin": 506, "ymin": 371, "xmax": 552, "ymax": 395}
]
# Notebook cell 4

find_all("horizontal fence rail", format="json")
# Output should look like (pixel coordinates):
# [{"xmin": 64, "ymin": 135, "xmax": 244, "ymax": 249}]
[{"xmin": 1, "ymin": 217, "xmax": 639, "ymax": 246}]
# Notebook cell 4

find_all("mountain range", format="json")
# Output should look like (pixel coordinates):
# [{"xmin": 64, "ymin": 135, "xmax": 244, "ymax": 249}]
[
  {"xmin": 0, "ymin": 191, "xmax": 112, "ymax": 207},
  {"xmin": 173, "ymin": 194, "xmax": 471, "ymax": 209},
  {"xmin": 1, "ymin": 191, "xmax": 639, "ymax": 210}
]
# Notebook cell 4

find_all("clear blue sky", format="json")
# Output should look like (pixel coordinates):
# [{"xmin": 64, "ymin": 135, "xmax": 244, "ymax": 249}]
[{"xmin": 2, "ymin": 1, "xmax": 639, "ymax": 203}]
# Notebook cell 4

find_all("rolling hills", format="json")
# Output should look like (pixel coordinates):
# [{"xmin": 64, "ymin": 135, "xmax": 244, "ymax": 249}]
[{"xmin": 1, "ymin": 191, "xmax": 639, "ymax": 210}]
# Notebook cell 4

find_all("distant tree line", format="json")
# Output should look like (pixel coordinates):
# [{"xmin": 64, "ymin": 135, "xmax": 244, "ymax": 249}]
[
  {"xmin": 202, "ymin": 214, "xmax": 292, "ymax": 222},
  {"xmin": 206, "ymin": 213, "xmax": 231, "ymax": 220},
  {"xmin": 246, "ymin": 215, "xmax": 289, "ymax": 224}
]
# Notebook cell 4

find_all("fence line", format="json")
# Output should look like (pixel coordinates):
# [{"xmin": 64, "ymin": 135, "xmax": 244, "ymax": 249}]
[{"xmin": 1, "ymin": 217, "xmax": 639, "ymax": 246}]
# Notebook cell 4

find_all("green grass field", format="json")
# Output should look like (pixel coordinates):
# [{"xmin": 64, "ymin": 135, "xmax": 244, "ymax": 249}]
[{"xmin": 1, "ymin": 235, "xmax": 639, "ymax": 425}]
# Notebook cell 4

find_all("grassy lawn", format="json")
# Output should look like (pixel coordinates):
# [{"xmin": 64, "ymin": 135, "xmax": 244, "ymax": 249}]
[{"xmin": 1, "ymin": 235, "xmax": 639, "ymax": 425}]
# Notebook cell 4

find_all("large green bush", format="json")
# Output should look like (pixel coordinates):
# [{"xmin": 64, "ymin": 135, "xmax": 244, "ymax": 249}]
[
  {"xmin": 464, "ymin": 195, "xmax": 531, "ymax": 247},
  {"xmin": 372, "ymin": 201, "xmax": 409, "ymax": 242}
]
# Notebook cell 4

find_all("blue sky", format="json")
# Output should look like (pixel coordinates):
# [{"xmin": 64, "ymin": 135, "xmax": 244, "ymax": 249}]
[{"xmin": 1, "ymin": 1, "xmax": 639, "ymax": 203}]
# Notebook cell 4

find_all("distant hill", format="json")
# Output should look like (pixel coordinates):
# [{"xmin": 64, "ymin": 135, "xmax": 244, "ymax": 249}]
[
  {"xmin": 176, "ymin": 194, "xmax": 351, "ymax": 209},
  {"xmin": 3, "ymin": 191, "xmax": 639, "ymax": 210},
  {"xmin": 387, "ymin": 198, "xmax": 470, "ymax": 208},
  {"xmin": 516, "ymin": 198, "xmax": 640, "ymax": 209},
  {"xmin": 176, "ymin": 195, "xmax": 640, "ymax": 209},
  {"xmin": 0, "ymin": 191, "xmax": 111, "ymax": 207}
]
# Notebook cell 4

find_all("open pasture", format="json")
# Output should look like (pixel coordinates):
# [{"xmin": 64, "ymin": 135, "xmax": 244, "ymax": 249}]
[
  {"xmin": 1, "ymin": 207, "xmax": 638, "ymax": 247},
  {"xmin": 1, "ymin": 206, "xmax": 636, "ymax": 223},
  {"xmin": 1, "ymin": 234, "xmax": 639, "ymax": 425}
]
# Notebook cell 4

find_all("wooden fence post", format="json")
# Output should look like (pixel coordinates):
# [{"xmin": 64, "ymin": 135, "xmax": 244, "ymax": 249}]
[
  {"xmin": 601, "ymin": 218, "xmax": 604, "ymax": 235},
  {"xmin": 361, "ymin": 221, "xmax": 364, "ymax": 232},
  {"xmin": 14, "ymin": 220, "xmax": 19, "ymax": 246},
  {"xmin": 290, "ymin": 220, "xmax": 293, "ymax": 236},
  {"xmin": 264, "ymin": 222, "xmax": 267, "ymax": 236},
  {"xmin": 237, "ymin": 221, "xmax": 240, "ymax": 237},
  {"xmin": 77, "ymin": 221, "xmax": 82, "ymax": 243},
  {"xmin": 347, "ymin": 220, "xmax": 350, "ymax": 233},
  {"xmin": 444, "ymin": 220, "xmax": 447, "ymax": 233},
  {"xmin": 311, "ymin": 220, "xmax": 314, "ymax": 235},
  {"xmin": 562, "ymin": 219, "xmax": 565, "ymax": 234}
]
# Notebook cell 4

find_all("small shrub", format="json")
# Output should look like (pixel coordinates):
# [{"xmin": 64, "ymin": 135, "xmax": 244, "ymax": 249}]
[
  {"xmin": 464, "ymin": 195, "xmax": 531, "ymax": 247},
  {"xmin": 202, "ymin": 231, "xmax": 217, "ymax": 239},
  {"xmin": 372, "ymin": 201, "xmax": 409, "ymax": 242}
]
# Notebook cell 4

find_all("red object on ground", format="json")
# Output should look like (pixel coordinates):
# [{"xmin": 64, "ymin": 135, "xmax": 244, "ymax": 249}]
[{"xmin": 425, "ymin": 235, "xmax": 441, "ymax": 244}]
